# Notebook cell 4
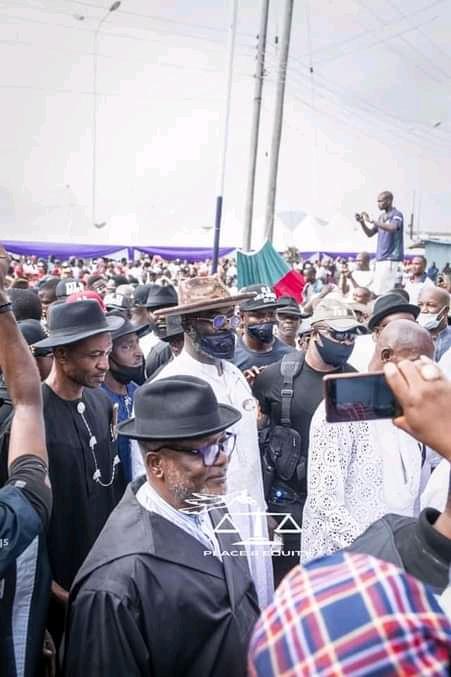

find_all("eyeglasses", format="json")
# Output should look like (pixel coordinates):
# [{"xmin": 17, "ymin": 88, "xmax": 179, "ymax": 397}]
[
  {"xmin": 161, "ymin": 432, "xmax": 237, "ymax": 466},
  {"xmin": 319, "ymin": 328, "xmax": 358, "ymax": 342},
  {"xmin": 194, "ymin": 314, "xmax": 240, "ymax": 330}
]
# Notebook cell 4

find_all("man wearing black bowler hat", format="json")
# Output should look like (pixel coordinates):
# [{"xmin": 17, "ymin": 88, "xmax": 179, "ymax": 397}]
[
  {"xmin": 64, "ymin": 375, "xmax": 260, "ymax": 677},
  {"xmin": 102, "ymin": 314, "xmax": 148, "ymax": 483},
  {"xmin": 349, "ymin": 292, "xmax": 419, "ymax": 371},
  {"xmin": 138, "ymin": 283, "xmax": 178, "ymax": 359},
  {"xmin": 276, "ymin": 295, "xmax": 303, "ymax": 348},
  {"xmin": 32, "ymin": 300, "xmax": 125, "ymax": 650}
]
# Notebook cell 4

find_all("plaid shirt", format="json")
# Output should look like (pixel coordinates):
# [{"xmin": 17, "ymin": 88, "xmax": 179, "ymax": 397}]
[{"xmin": 249, "ymin": 551, "xmax": 451, "ymax": 676}]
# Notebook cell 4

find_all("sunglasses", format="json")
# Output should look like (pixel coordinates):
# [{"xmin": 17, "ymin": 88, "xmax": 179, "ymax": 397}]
[
  {"xmin": 320, "ymin": 328, "xmax": 358, "ymax": 342},
  {"xmin": 161, "ymin": 432, "xmax": 237, "ymax": 466},
  {"xmin": 194, "ymin": 314, "xmax": 240, "ymax": 330},
  {"xmin": 32, "ymin": 348, "xmax": 53, "ymax": 358}
]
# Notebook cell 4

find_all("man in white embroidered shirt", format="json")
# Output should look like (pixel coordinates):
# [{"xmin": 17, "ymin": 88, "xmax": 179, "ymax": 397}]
[
  {"xmin": 64, "ymin": 375, "xmax": 259, "ymax": 677},
  {"xmin": 301, "ymin": 320, "xmax": 434, "ymax": 564}
]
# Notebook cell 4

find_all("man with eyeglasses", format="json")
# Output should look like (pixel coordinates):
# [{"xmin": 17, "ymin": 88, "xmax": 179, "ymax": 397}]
[
  {"xmin": 253, "ymin": 298, "xmax": 362, "ymax": 582},
  {"xmin": 64, "ymin": 375, "xmax": 260, "ymax": 677}
]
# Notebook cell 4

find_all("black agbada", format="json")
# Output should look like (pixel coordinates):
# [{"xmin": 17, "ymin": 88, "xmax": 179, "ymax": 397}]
[
  {"xmin": 42, "ymin": 384, "xmax": 125, "ymax": 590},
  {"xmin": 64, "ymin": 477, "xmax": 260, "ymax": 677}
]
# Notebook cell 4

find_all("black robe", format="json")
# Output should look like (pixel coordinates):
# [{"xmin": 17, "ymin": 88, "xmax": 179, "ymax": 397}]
[{"xmin": 64, "ymin": 477, "xmax": 260, "ymax": 677}]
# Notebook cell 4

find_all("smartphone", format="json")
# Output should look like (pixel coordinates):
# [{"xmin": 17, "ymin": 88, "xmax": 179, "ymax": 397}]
[{"xmin": 323, "ymin": 372, "xmax": 402, "ymax": 423}]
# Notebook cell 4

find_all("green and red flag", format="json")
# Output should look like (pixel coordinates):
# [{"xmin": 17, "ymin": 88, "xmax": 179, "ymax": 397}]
[{"xmin": 237, "ymin": 241, "xmax": 305, "ymax": 303}]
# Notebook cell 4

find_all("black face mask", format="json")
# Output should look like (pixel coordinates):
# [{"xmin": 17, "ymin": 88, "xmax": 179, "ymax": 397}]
[
  {"xmin": 109, "ymin": 358, "xmax": 146, "ymax": 386},
  {"xmin": 198, "ymin": 331, "xmax": 236, "ymax": 361},
  {"xmin": 247, "ymin": 322, "xmax": 275, "ymax": 344},
  {"xmin": 315, "ymin": 333, "xmax": 354, "ymax": 367}
]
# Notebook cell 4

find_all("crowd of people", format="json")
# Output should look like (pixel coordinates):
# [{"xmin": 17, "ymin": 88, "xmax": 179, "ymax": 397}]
[{"xmin": 3, "ymin": 190, "xmax": 451, "ymax": 675}]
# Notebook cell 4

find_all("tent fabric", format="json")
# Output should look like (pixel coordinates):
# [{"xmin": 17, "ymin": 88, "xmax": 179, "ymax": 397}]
[
  {"xmin": 4, "ymin": 241, "xmax": 128, "ymax": 260},
  {"xmin": 133, "ymin": 245, "xmax": 235, "ymax": 261},
  {"xmin": 236, "ymin": 241, "xmax": 290, "ymax": 289},
  {"xmin": 4, "ymin": 241, "xmax": 235, "ymax": 262},
  {"xmin": 273, "ymin": 270, "xmax": 305, "ymax": 304}
]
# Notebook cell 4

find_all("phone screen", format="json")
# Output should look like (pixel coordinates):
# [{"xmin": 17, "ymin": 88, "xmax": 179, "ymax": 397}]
[{"xmin": 324, "ymin": 372, "xmax": 401, "ymax": 423}]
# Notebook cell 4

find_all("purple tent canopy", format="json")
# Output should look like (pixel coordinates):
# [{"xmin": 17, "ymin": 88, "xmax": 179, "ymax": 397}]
[
  {"xmin": 133, "ymin": 245, "xmax": 235, "ymax": 261},
  {"xmin": 4, "ymin": 240, "xmax": 128, "ymax": 260},
  {"xmin": 4, "ymin": 240, "xmax": 235, "ymax": 262}
]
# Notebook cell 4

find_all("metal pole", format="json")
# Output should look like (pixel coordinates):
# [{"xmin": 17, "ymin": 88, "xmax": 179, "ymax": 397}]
[
  {"xmin": 409, "ymin": 189, "xmax": 416, "ymax": 241},
  {"xmin": 264, "ymin": 0, "xmax": 294, "ymax": 243},
  {"xmin": 92, "ymin": 29, "xmax": 99, "ymax": 227},
  {"xmin": 242, "ymin": 0, "xmax": 270, "ymax": 251},
  {"xmin": 211, "ymin": 0, "xmax": 239, "ymax": 274},
  {"xmin": 91, "ymin": 2, "xmax": 121, "ymax": 227}
]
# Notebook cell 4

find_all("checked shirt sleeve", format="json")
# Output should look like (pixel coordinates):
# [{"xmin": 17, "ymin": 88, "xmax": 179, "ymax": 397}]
[{"xmin": 301, "ymin": 408, "xmax": 364, "ymax": 564}]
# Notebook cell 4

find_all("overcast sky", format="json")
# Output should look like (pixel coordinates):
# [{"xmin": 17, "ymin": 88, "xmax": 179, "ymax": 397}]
[{"xmin": 1, "ymin": 0, "xmax": 451, "ymax": 250}]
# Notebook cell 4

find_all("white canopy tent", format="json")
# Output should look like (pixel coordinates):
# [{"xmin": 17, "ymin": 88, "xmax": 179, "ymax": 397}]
[{"xmin": 273, "ymin": 211, "xmax": 376, "ymax": 255}]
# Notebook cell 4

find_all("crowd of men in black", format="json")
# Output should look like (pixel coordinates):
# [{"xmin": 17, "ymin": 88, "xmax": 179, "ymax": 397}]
[{"xmin": 3, "ymin": 190, "xmax": 451, "ymax": 676}]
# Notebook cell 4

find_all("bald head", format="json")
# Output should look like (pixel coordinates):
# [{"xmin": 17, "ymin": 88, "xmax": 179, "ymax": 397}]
[
  {"xmin": 418, "ymin": 285, "xmax": 450, "ymax": 309},
  {"xmin": 371, "ymin": 319, "xmax": 434, "ymax": 371},
  {"xmin": 377, "ymin": 191, "xmax": 394, "ymax": 212},
  {"xmin": 418, "ymin": 286, "xmax": 450, "ymax": 334}
]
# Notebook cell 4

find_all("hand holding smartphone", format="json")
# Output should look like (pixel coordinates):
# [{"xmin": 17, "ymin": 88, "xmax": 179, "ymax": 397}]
[{"xmin": 324, "ymin": 372, "xmax": 402, "ymax": 423}]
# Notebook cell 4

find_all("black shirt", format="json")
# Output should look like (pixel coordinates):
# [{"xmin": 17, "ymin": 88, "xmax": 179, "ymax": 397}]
[
  {"xmin": 234, "ymin": 335, "xmax": 294, "ymax": 371},
  {"xmin": 42, "ymin": 384, "xmax": 125, "ymax": 590},
  {"xmin": 253, "ymin": 357, "xmax": 355, "ymax": 498}
]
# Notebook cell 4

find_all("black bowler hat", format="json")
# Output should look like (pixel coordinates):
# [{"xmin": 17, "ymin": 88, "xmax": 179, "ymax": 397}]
[
  {"xmin": 33, "ymin": 300, "xmax": 124, "ymax": 349},
  {"xmin": 18, "ymin": 319, "xmax": 47, "ymax": 345},
  {"xmin": 276, "ymin": 295, "xmax": 302, "ymax": 318},
  {"xmin": 118, "ymin": 375, "xmax": 241, "ymax": 440},
  {"xmin": 145, "ymin": 284, "xmax": 178, "ymax": 310},
  {"xmin": 133, "ymin": 284, "xmax": 152, "ymax": 307},
  {"xmin": 106, "ymin": 312, "xmax": 149, "ymax": 341},
  {"xmin": 368, "ymin": 293, "xmax": 419, "ymax": 331},
  {"xmin": 18, "ymin": 319, "xmax": 53, "ymax": 357},
  {"xmin": 156, "ymin": 314, "xmax": 184, "ymax": 340}
]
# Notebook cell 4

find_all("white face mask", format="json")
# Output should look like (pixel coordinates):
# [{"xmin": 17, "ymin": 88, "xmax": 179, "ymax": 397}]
[{"xmin": 417, "ymin": 306, "xmax": 447, "ymax": 331}]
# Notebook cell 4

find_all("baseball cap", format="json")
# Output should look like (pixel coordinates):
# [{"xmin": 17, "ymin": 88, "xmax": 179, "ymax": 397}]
[
  {"xmin": 276, "ymin": 295, "xmax": 302, "ymax": 318},
  {"xmin": 104, "ymin": 293, "xmax": 131, "ymax": 312},
  {"xmin": 56, "ymin": 278, "xmax": 83, "ymax": 299},
  {"xmin": 239, "ymin": 284, "xmax": 279, "ymax": 312},
  {"xmin": 311, "ymin": 298, "xmax": 366, "ymax": 333}
]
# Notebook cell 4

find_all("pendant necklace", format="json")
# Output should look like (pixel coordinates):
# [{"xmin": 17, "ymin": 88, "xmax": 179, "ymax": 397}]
[
  {"xmin": 124, "ymin": 392, "xmax": 133, "ymax": 418},
  {"xmin": 77, "ymin": 401, "xmax": 120, "ymax": 487}
]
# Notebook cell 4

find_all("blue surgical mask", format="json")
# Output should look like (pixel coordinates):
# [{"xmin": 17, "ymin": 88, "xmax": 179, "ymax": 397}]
[
  {"xmin": 417, "ymin": 306, "xmax": 447, "ymax": 332},
  {"xmin": 199, "ymin": 331, "xmax": 236, "ymax": 360},
  {"xmin": 315, "ymin": 333, "xmax": 354, "ymax": 367},
  {"xmin": 247, "ymin": 322, "xmax": 275, "ymax": 344}
]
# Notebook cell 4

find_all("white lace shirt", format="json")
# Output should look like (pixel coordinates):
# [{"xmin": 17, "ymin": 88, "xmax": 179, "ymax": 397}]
[{"xmin": 301, "ymin": 402, "xmax": 422, "ymax": 564}]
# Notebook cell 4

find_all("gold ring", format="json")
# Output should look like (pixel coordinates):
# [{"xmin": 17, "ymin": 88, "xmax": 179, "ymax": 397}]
[{"xmin": 420, "ymin": 363, "xmax": 442, "ymax": 382}]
